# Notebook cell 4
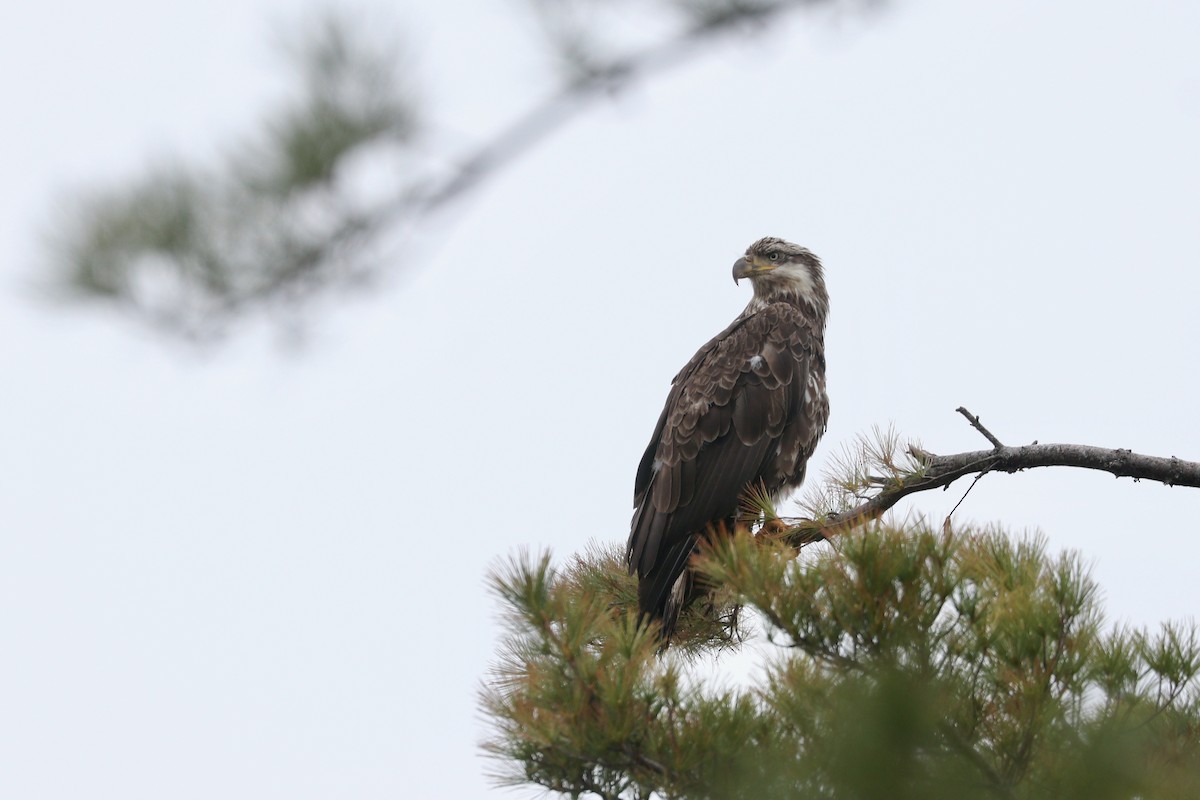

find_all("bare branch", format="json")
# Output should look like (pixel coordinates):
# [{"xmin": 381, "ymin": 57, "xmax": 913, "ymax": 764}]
[{"xmin": 786, "ymin": 435, "xmax": 1200, "ymax": 547}]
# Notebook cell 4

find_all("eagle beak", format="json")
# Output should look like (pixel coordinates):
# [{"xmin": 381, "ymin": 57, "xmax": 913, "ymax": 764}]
[
  {"xmin": 732, "ymin": 256, "xmax": 773, "ymax": 284},
  {"xmin": 732, "ymin": 257, "xmax": 751, "ymax": 284}
]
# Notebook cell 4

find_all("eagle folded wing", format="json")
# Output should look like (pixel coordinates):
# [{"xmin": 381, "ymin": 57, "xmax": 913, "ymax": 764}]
[{"xmin": 627, "ymin": 304, "xmax": 817, "ymax": 619}]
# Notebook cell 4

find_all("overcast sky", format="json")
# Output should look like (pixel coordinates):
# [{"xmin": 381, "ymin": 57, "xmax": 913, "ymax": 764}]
[{"xmin": 3, "ymin": 1, "xmax": 1199, "ymax": 798}]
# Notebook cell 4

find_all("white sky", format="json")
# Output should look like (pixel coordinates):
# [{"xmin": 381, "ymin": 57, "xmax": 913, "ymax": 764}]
[{"xmin": 2, "ymin": 1, "xmax": 1199, "ymax": 798}]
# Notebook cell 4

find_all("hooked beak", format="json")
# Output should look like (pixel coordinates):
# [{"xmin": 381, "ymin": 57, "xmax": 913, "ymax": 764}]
[{"xmin": 732, "ymin": 256, "xmax": 775, "ymax": 284}]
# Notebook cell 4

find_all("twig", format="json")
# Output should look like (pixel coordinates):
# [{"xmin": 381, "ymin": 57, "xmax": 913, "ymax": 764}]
[
  {"xmin": 944, "ymin": 469, "xmax": 989, "ymax": 530},
  {"xmin": 956, "ymin": 406, "xmax": 1005, "ymax": 449}
]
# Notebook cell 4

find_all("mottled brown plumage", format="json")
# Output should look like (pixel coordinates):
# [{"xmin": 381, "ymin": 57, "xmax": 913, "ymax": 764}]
[{"xmin": 627, "ymin": 237, "xmax": 830, "ymax": 635}]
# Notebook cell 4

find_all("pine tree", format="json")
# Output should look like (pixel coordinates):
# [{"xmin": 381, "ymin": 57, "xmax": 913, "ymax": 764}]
[{"xmin": 481, "ymin": 439, "xmax": 1200, "ymax": 799}]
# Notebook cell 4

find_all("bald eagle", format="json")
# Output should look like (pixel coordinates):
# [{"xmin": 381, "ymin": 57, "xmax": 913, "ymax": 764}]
[{"xmin": 627, "ymin": 237, "xmax": 830, "ymax": 635}]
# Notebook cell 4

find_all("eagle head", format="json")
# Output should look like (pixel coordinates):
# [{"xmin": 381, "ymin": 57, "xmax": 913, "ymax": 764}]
[{"xmin": 732, "ymin": 236, "xmax": 826, "ymax": 310}]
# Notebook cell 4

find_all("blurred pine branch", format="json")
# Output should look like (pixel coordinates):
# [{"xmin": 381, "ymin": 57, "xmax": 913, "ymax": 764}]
[{"xmin": 46, "ymin": 0, "xmax": 877, "ymax": 340}]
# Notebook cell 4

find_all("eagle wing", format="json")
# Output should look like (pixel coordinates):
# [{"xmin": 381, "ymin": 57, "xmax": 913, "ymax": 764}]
[{"xmin": 627, "ymin": 302, "xmax": 823, "ymax": 620}]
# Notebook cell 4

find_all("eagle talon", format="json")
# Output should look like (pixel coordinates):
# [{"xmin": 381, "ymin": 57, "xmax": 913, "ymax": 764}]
[
  {"xmin": 758, "ymin": 518, "xmax": 790, "ymax": 537},
  {"xmin": 733, "ymin": 520, "xmax": 756, "ymax": 538}
]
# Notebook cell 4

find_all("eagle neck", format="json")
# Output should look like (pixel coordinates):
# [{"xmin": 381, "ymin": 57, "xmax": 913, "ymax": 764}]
[{"xmin": 743, "ymin": 282, "xmax": 829, "ymax": 332}]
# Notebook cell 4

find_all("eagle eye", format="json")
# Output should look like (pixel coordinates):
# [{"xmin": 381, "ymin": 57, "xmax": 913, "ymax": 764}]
[{"xmin": 767, "ymin": 252, "xmax": 780, "ymax": 262}]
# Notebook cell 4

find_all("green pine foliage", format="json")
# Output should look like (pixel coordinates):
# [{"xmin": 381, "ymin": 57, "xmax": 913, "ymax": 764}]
[{"xmin": 482, "ymin": 524, "xmax": 1200, "ymax": 799}]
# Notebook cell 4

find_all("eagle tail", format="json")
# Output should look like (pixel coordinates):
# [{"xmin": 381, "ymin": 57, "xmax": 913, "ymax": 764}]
[{"xmin": 638, "ymin": 534, "xmax": 699, "ymax": 638}]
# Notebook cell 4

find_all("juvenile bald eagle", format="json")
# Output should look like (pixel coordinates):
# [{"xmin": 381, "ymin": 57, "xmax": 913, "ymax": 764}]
[{"xmin": 627, "ymin": 237, "xmax": 829, "ymax": 635}]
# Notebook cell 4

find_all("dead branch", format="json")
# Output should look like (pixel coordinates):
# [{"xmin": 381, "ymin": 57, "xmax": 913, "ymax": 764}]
[{"xmin": 785, "ymin": 440, "xmax": 1200, "ymax": 547}]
